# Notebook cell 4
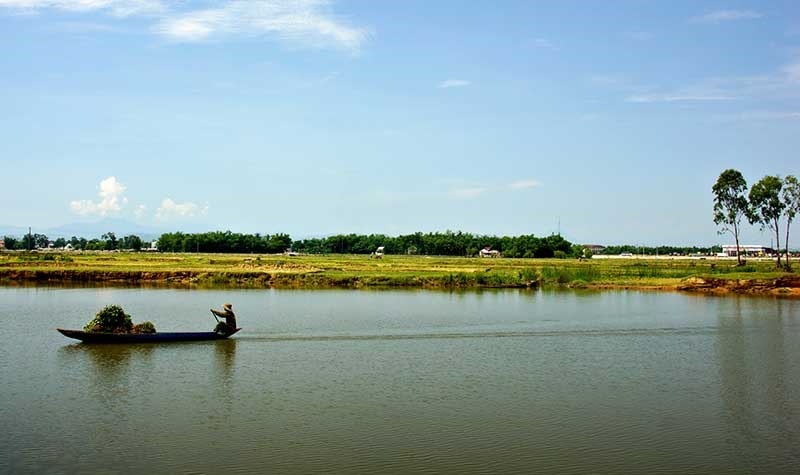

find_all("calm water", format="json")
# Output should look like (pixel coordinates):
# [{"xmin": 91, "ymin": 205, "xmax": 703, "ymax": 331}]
[{"xmin": 0, "ymin": 287, "xmax": 798, "ymax": 474}]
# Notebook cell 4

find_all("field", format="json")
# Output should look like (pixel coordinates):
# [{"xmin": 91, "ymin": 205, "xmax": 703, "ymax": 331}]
[{"xmin": 1, "ymin": 251, "xmax": 798, "ymax": 295}]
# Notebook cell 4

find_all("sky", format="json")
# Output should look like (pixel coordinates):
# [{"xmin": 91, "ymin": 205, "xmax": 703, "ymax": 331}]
[{"xmin": 1, "ymin": 0, "xmax": 799, "ymax": 247}]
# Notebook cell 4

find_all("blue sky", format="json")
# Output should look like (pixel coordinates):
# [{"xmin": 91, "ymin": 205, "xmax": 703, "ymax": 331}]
[{"xmin": 1, "ymin": 1, "xmax": 799, "ymax": 246}]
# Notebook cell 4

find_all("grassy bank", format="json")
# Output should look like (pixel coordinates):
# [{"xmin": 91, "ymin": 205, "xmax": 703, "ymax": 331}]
[{"xmin": 0, "ymin": 251, "xmax": 797, "ymax": 295}]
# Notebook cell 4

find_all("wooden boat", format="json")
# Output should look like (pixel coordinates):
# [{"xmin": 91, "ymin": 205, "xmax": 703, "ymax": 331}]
[{"xmin": 57, "ymin": 328, "xmax": 241, "ymax": 343}]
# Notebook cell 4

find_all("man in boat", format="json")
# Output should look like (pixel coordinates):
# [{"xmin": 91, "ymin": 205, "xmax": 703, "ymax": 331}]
[{"xmin": 211, "ymin": 303, "xmax": 237, "ymax": 334}]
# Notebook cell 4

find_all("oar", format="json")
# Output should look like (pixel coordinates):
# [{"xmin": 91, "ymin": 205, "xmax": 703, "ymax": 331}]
[{"xmin": 211, "ymin": 310, "xmax": 220, "ymax": 323}]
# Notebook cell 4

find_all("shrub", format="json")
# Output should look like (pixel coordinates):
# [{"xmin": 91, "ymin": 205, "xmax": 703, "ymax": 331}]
[
  {"xmin": 518, "ymin": 268, "xmax": 539, "ymax": 282},
  {"xmin": 84, "ymin": 304, "xmax": 133, "ymax": 333},
  {"xmin": 132, "ymin": 321, "xmax": 156, "ymax": 334}
]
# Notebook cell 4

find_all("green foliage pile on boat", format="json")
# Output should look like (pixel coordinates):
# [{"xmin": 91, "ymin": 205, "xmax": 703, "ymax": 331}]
[
  {"xmin": 84, "ymin": 304, "xmax": 156, "ymax": 334},
  {"xmin": 132, "ymin": 321, "xmax": 157, "ymax": 334},
  {"xmin": 214, "ymin": 321, "xmax": 229, "ymax": 334}
]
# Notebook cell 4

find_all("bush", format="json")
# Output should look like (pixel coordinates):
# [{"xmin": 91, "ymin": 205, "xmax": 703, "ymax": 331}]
[
  {"xmin": 84, "ymin": 305, "xmax": 133, "ymax": 333},
  {"xmin": 132, "ymin": 321, "xmax": 156, "ymax": 334}
]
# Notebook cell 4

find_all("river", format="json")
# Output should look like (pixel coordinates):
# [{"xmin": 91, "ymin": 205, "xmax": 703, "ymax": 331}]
[{"xmin": 1, "ymin": 287, "xmax": 798, "ymax": 474}]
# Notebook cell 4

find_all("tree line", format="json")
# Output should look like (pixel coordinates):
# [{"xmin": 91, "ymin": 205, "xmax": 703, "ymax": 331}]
[
  {"xmin": 156, "ymin": 231, "xmax": 292, "ymax": 254},
  {"xmin": 1, "ymin": 232, "xmax": 145, "ymax": 251},
  {"xmin": 712, "ymin": 169, "xmax": 799, "ymax": 268},
  {"xmin": 3, "ymin": 229, "xmax": 575, "ymax": 257},
  {"xmin": 292, "ymin": 231, "xmax": 573, "ymax": 258}
]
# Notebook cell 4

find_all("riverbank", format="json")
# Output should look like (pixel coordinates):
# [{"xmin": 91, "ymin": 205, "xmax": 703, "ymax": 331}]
[{"xmin": 1, "ymin": 251, "xmax": 798, "ymax": 295}]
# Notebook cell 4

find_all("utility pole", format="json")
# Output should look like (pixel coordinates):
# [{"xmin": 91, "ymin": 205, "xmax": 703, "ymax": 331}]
[{"xmin": 28, "ymin": 227, "xmax": 32, "ymax": 251}]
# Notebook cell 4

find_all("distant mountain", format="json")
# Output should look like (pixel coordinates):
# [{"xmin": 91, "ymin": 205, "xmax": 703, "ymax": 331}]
[
  {"xmin": 1, "ymin": 219, "xmax": 287, "ymax": 241},
  {"xmin": 2, "ymin": 219, "xmax": 164, "ymax": 241},
  {"xmin": 0, "ymin": 224, "xmax": 29, "ymax": 237},
  {"xmin": 49, "ymin": 219, "xmax": 168, "ymax": 240}
]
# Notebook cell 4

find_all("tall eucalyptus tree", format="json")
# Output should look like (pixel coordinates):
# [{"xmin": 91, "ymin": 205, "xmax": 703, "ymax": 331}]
[
  {"xmin": 712, "ymin": 169, "xmax": 748, "ymax": 265},
  {"xmin": 748, "ymin": 175, "xmax": 785, "ymax": 268}
]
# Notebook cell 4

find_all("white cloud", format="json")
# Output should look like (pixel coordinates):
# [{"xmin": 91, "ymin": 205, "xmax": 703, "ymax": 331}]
[
  {"xmin": 159, "ymin": 9, "xmax": 220, "ymax": 41},
  {"xmin": 438, "ymin": 79, "xmax": 470, "ymax": 89},
  {"xmin": 156, "ymin": 0, "xmax": 370, "ymax": 52},
  {"xmin": 69, "ymin": 176, "xmax": 127, "ymax": 216},
  {"xmin": 690, "ymin": 10, "xmax": 763, "ymax": 24},
  {"xmin": 508, "ymin": 180, "xmax": 539, "ymax": 190},
  {"xmin": 0, "ymin": 0, "xmax": 369, "ymax": 52},
  {"xmin": 155, "ymin": 198, "xmax": 208, "ymax": 220}
]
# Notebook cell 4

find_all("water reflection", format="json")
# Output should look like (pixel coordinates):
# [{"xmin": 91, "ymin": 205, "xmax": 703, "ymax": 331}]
[
  {"xmin": 212, "ymin": 339, "xmax": 237, "ymax": 419},
  {"xmin": 716, "ymin": 298, "xmax": 754, "ymax": 450},
  {"xmin": 59, "ymin": 344, "xmax": 154, "ymax": 406},
  {"xmin": 716, "ymin": 297, "xmax": 798, "ymax": 469},
  {"xmin": 4, "ymin": 287, "xmax": 800, "ymax": 474}
]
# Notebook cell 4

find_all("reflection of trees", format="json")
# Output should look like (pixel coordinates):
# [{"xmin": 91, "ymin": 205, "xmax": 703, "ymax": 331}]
[
  {"xmin": 764, "ymin": 300, "xmax": 793, "ymax": 451},
  {"xmin": 716, "ymin": 297, "xmax": 753, "ymax": 445},
  {"xmin": 716, "ymin": 297, "xmax": 798, "ymax": 468},
  {"xmin": 59, "ymin": 345, "xmax": 154, "ymax": 409}
]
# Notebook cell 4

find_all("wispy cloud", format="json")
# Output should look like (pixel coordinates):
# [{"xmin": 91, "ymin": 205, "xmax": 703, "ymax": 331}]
[
  {"xmin": 714, "ymin": 110, "xmax": 800, "ymax": 122},
  {"xmin": 531, "ymin": 37, "xmax": 556, "ymax": 49},
  {"xmin": 69, "ymin": 176, "xmax": 128, "ymax": 216},
  {"xmin": 155, "ymin": 198, "xmax": 208, "ymax": 220},
  {"xmin": 621, "ymin": 60, "xmax": 800, "ymax": 104},
  {"xmin": 156, "ymin": 1, "xmax": 369, "ymax": 52},
  {"xmin": 444, "ymin": 178, "xmax": 540, "ymax": 199},
  {"xmin": 438, "ymin": 79, "xmax": 470, "ymax": 89},
  {"xmin": 319, "ymin": 71, "xmax": 339, "ymax": 84},
  {"xmin": 784, "ymin": 61, "xmax": 800, "ymax": 82},
  {"xmin": 0, "ymin": 0, "xmax": 165, "ymax": 17},
  {"xmin": 690, "ymin": 10, "xmax": 763, "ymax": 24},
  {"xmin": 47, "ymin": 21, "xmax": 123, "ymax": 34},
  {"xmin": 0, "ymin": 0, "xmax": 370, "ymax": 52},
  {"xmin": 588, "ymin": 74, "xmax": 629, "ymax": 88},
  {"xmin": 624, "ymin": 30, "xmax": 653, "ymax": 41},
  {"xmin": 625, "ymin": 93, "xmax": 736, "ymax": 103},
  {"xmin": 508, "ymin": 180, "xmax": 539, "ymax": 190},
  {"xmin": 448, "ymin": 187, "xmax": 487, "ymax": 199},
  {"xmin": 133, "ymin": 204, "xmax": 147, "ymax": 219}
]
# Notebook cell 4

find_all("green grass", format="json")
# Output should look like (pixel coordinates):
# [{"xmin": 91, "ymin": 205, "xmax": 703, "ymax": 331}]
[{"xmin": 0, "ymin": 251, "xmax": 794, "ymax": 290}]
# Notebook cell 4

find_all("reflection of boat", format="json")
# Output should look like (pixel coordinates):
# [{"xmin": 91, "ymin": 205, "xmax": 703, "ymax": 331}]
[{"xmin": 57, "ymin": 328, "xmax": 241, "ymax": 343}]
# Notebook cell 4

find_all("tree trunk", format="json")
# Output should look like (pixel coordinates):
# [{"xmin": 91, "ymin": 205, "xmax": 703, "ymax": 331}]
[
  {"xmin": 773, "ymin": 220, "xmax": 782, "ymax": 268},
  {"xmin": 734, "ymin": 222, "xmax": 742, "ymax": 265},
  {"xmin": 786, "ymin": 219, "xmax": 792, "ymax": 270}
]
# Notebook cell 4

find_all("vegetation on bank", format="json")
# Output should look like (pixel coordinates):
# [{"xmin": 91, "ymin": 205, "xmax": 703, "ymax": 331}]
[
  {"xmin": 2, "ymin": 232, "xmax": 145, "ymax": 252},
  {"xmin": 4, "ymin": 228, "xmax": 738, "ymax": 259},
  {"xmin": 155, "ymin": 230, "xmax": 577, "ymax": 258},
  {"xmin": 0, "ymin": 251, "xmax": 797, "ymax": 294}
]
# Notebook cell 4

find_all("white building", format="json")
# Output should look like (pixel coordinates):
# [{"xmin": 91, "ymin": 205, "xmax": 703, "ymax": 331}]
[{"xmin": 721, "ymin": 245, "xmax": 775, "ymax": 257}]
